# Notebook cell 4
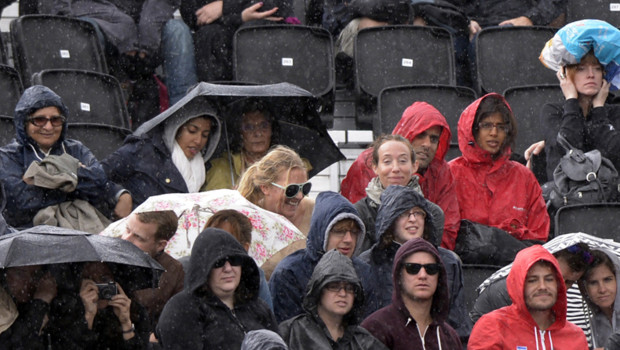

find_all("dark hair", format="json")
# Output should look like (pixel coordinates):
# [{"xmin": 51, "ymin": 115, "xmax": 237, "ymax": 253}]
[
  {"xmin": 583, "ymin": 250, "xmax": 616, "ymax": 281},
  {"xmin": 472, "ymin": 95, "xmax": 517, "ymax": 157},
  {"xmin": 136, "ymin": 211, "xmax": 178, "ymax": 241},
  {"xmin": 554, "ymin": 243, "xmax": 591, "ymax": 273},
  {"xmin": 371, "ymin": 134, "xmax": 415, "ymax": 166},
  {"xmin": 206, "ymin": 209, "xmax": 253, "ymax": 247},
  {"xmin": 230, "ymin": 99, "xmax": 280, "ymax": 153}
]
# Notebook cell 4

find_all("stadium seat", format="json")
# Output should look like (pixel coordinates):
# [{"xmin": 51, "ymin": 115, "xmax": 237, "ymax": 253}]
[
  {"xmin": 462, "ymin": 264, "xmax": 502, "ymax": 314},
  {"xmin": 66, "ymin": 123, "xmax": 131, "ymax": 161},
  {"xmin": 554, "ymin": 203, "xmax": 620, "ymax": 240},
  {"xmin": 0, "ymin": 115, "xmax": 15, "ymax": 146},
  {"xmin": 10, "ymin": 15, "xmax": 107, "ymax": 86},
  {"xmin": 474, "ymin": 26, "xmax": 557, "ymax": 95},
  {"xmin": 503, "ymin": 84, "xmax": 563, "ymax": 158},
  {"xmin": 566, "ymin": 0, "xmax": 620, "ymax": 27},
  {"xmin": 32, "ymin": 69, "xmax": 130, "ymax": 129},
  {"xmin": 233, "ymin": 25, "xmax": 334, "ymax": 109},
  {"xmin": 0, "ymin": 64, "xmax": 23, "ymax": 117}
]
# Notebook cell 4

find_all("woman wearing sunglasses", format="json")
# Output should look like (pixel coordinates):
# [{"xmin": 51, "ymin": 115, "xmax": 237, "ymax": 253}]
[
  {"xmin": 0, "ymin": 85, "xmax": 131, "ymax": 229},
  {"xmin": 157, "ymin": 227, "xmax": 278, "ymax": 349},
  {"xmin": 361, "ymin": 237, "xmax": 462, "ymax": 349}
]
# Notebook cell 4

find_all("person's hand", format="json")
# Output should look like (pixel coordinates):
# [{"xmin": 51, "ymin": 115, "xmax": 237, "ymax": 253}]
[
  {"xmin": 33, "ymin": 272, "xmax": 57, "ymax": 304},
  {"xmin": 196, "ymin": 1, "xmax": 223, "ymax": 25},
  {"xmin": 241, "ymin": 2, "xmax": 282, "ymax": 23},
  {"xmin": 524, "ymin": 140, "xmax": 545, "ymax": 169},
  {"xmin": 108, "ymin": 283, "xmax": 134, "ymax": 338},
  {"xmin": 499, "ymin": 16, "xmax": 533, "ymax": 26},
  {"xmin": 593, "ymin": 79, "xmax": 610, "ymax": 108},
  {"xmin": 114, "ymin": 193, "xmax": 132, "ymax": 219},
  {"xmin": 557, "ymin": 67, "xmax": 578, "ymax": 100},
  {"xmin": 468, "ymin": 20, "xmax": 481, "ymax": 41},
  {"xmin": 80, "ymin": 279, "xmax": 99, "ymax": 329}
]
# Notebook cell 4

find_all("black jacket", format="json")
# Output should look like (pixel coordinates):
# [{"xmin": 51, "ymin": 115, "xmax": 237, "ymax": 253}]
[
  {"xmin": 156, "ymin": 228, "xmax": 278, "ymax": 349},
  {"xmin": 449, "ymin": 0, "xmax": 565, "ymax": 26},
  {"xmin": 0, "ymin": 299, "xmax": 49, "ymax": 350}
]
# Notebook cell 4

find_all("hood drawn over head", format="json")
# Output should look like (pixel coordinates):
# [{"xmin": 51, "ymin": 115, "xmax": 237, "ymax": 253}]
[
  {"xmin": 186, "ymin": 228, "xmax": 260, "ymax": 303},
  {"xmin": 305, "ymin": 192, "xmax": 366, "ymax": 261},
  {"xmin": 457, "ymin": 93, "xmax": 512, "ymax": 163},
  {"xmin": 303, "ymin": 249, "xmax": 365, "ymax": 325},
  {"xmin": 391, "ymin": 237, "xmax": 449, "ymax": 322},
  {"xmin": 393, "ymin": 101, "xmax": 451, "ymax": 163},
  {"xmin": 241, "ymin": 329, "xmax": 288, "ymax": 350},
  {"xmin": 375, "ymin": 185, "xmax": 440, "ymax": 246},
  {"xmin": 14, "ymin": 85, "xmax": 69, "ymax": 147},
  {"xmin": 507, "ymin": 245, "xmax": 567, "ymax": 329}
]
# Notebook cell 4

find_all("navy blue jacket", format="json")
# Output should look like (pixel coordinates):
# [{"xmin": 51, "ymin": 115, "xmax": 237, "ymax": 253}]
[
  {"xmin": 0, "ymin": 85, "xmax": 116, "ymax": 228},
  {"xmin": 269, "ymin": 191, "xmax": 379, "ymax": 323}
]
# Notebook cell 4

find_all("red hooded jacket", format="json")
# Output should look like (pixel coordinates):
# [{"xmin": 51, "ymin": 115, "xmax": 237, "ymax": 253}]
[
  {"xmin": 340, "ymin": 102, "xmax": 461, "ymax": 250},
  {"xmin": 468, "ymin": 245, "xmax": 588, "ymax": 349},
  {"xmin": 448, "ymin": 94, "xmax": 549, "ymax": 241}
]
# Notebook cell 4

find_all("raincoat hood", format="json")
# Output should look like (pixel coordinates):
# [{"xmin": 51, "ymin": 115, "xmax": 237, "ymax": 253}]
[
  {"xmin": 457, "ymin": 93, "xmax": 512, "ymax": 164},
  {"xmin": 375, "ymin": 185, "xmax": 440, "ymax": 246},
  {"xmin": 240, "ymin": 329, "xmax": 288, "ymax": 350},
  {"xmin": 506, "ymin": 245, "xmax": 568, "ymax": 330},
  {"xmin": 13, "ymin": 85, "xmax": 69, "ymax": 148},
  {"xmin": 186, "ymin": 228, "xmax": 260, "ymax": 302},
  {"xmin": 394, "ymin": 101, "xmax": 451, "ymax": 163},
  {"xmin": 391, "ymin": 237, "xmax": 450, "ymax": 322},
  {"xmin": 303, "ymin": 249, "xmax": 365, "ymax": 325},
  {"xmin": 305, "ymin": 191, "xmax": 366, "ymax": 261}
]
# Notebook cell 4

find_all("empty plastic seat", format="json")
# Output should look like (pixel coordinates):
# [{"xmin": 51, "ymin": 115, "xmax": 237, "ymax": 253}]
[
  {"xmin": 0, "ymin": 115, "xmax": 15, "ymax": 146},
  {"xmin": 566, "ymin": 0, "xmax": 620, "ymax": 27},
  {"xmin": 0, "ymin": 65, "xmax": 23, "ymax": 117},
  {"xmin": 10, "ymin": 14, "xmax": 107, "ymax": 85},
  {"xmin": 503, "ymin": 84, "xmax": 563, "ymax": 158},
  {"xmin": 66, "ymin": 123, "xmax": 131, "ymax": 161},
  {"xmin": 32, "ymin": 69, "xmax": 130, "ymax": 129},
  {"xmin": 554, "ymin": 203, "xmax": 620, "ymax": 240},
  {"xmin": 474, "ymin": 26, "xmax": 557, "ymax": 95},
  {"xmin": 233, "ymin": 25, "xmax": 334, "ymax": 106}
]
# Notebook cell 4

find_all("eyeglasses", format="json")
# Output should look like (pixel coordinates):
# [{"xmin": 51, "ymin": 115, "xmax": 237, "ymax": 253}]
[
  {"xmin": 566, "ymin": 245, "xmax": 594, "ymax": 264},
  {"xmin": 478, "ymin": 122, "xmax": 510, "ymax": 133},
  {"xmin": 399, "ymin": 209, "xmax": 426, "ymax": 220},
  {"xmin": 213, "ymin": 256, "xmax": 244, "ymax": 268},
  {"xmin": 330, "ymin": 228, "xmax": 361, "ymax": 237},
  {"xmin": 270, "ymin": 181, "xmax": 312, "ymax": 198},
  {"xmin": 241, "ymin": 121, "xmax": 270, "ymax": 132},
  {"xmin": 403, "ymin": 263, "xmax": 441, "ymax": 275},
  {"xmin": 28, "ymin": 115, "xmax": 66, "ymax": 127},
  {"xmin": 324, "ymin": 282, "xmax": 357, "ymax": 294}
]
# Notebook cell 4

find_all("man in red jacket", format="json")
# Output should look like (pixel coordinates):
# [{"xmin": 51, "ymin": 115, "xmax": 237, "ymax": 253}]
[
  {"xmin": 468, "ymin": 245, "xmax": 588, "ymax": 349},
  {"xmin": 340, "ymin": 102, "xmax": 460, "ymax": 250}
]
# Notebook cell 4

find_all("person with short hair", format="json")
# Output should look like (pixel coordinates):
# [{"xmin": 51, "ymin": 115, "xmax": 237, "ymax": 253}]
[{"xmin": 468, "ymin": 245, "xmax": 588, "ymax": 349}]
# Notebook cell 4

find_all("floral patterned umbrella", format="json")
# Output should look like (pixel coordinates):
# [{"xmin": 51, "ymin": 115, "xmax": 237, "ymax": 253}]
[{"xmin": 101, "ymin": 189, "xmax": 306, "ymax": 266}]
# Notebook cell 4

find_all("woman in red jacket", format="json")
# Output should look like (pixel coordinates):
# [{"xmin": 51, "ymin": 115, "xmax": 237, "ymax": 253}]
[{"xmin": 449, "ymin": 93, "xmax": 549, "ymax": 243}]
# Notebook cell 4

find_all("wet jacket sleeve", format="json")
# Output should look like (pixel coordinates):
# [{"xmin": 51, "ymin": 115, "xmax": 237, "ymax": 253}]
[
  {"xmin": 340, "ymin": 149, "xmax": 373, "ymax": 204},
  {"xmin": 585, "ymin": 104, "xmax": 620, "ymax": 169},
  {"xmin": 0, "ymin": 299, "xmax": 49, "ymax": 349},
  {"xmin": 138, "ymin": 0, "xmax": 178, "ymax": 54},
  {"xmin": 71, "ymin": 144, "xmax": 111, "ymax": 205},
  {"xmin": 470, "ymin": 278, "xmax": 510, "ymax": 323},
  {"xmin": 102, "ymin": 141, "xmax": 139, "ymax": 185},
  {"xmin": 268, "ymin": 266, "xmax": 305, "ymax": 323},
  {"xmin": 442, "ymin": 250, "xmax": 472, "ymax": 340},
  {"xmin": 467, "ymin": 313, "xmax": 504, "ymax": 350},
  {"xmin": 430, "ymin": 165, "xmax": 461, "ymax": 250}
]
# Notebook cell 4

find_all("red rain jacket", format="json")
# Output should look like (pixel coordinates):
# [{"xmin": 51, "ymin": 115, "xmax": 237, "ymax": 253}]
[
  {"xmin": 448, "ymin": 94, "xmax": 549, "ymax": 241},
  {"xmin": 468, "ymin": 245, "xmax": 588, "ymax": 349},
  {"xmin": 340, "ymin": 102, "xmax": 461, "ymax": 250}
]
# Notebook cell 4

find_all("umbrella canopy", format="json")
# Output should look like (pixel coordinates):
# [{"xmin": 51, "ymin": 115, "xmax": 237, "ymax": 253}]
[
  {"xmin": 0, "ymin": 225, "xmax": 164, "ymax": 291},
  {"xmin": 101, "ymin": 189, "xmax": 307, "ymax": 266},
  {"xmin": 136, "ymin": 82, "xmax": 344, "ymax": 178}
]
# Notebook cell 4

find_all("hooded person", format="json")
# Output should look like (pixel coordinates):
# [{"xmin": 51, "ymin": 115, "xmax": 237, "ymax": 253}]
[
  {"xmin": 469, "ymin": 245, "xmax": 588, "ymax": 349},
  {"xmin": 156, "ymin": 228, "xmax": 278, "ymax": 349},
  {"xmin": 361, "ymin": 237, "xmax": 462, "ymax": 349},
  {"xmin": 102, "ymin": 93, "xmax": 221, "ymax": 208},
  {"xmin": 279, "ymin": 249, "xmax": 388, "ymax": 349},
  {"xmin": 448, "ymin": 93, "xmax": 549, "ymax": 242},
  {"xmin": 241, "ymin": 329, "xmax": 288, "ymax": 350},
  {"xmin": 358, "ymin": 185, "xmax": 471, "ymax": 341},
  {"xmin": 340, "ymin": 102, "xmax": 460, "ymax": 250},
  {"xmin": 0, "ymin": 85, "xmax": 126, "ymax": 228},
  {"xmin": 269, "ymin": 191, "xmax": 379, "ymax": 323}
]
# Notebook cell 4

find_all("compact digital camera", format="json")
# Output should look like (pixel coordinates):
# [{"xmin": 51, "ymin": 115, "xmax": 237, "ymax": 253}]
[{"xmin": 96, "ymin": 281, "xmax": 118, "ymax": 300}]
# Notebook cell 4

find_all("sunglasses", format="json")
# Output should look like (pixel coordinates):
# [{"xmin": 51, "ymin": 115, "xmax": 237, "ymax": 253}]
[
  {"xmin": 270, "ymin": 181, "xmax": 312, "ymax": 198},
  {"xmin": 213, "ymin": 256, "xmax": 244, "ymax": 268},
  {"xmin": 403, "ymin": 263, "xmax": 441, "ymax": 276},
  {"xmin": 324, "ymin": 281, "xmax": 357, "ymax": 294},
  {"xmin": 28, "ymin": 115, "xmax": 66, "ymax": 127}
]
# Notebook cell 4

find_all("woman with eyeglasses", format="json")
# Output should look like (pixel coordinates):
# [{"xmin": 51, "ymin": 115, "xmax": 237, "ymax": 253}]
[
  {"xmin": 279, "ymin": 249, "xmax": 387, "ymax": 350},
  {"xmin": 102, "ymin": 94, "xmax": 221, "ymax": 208},
  {"xmin": 0, "ymin": 85, "xmax": 131, "ymax": 229},
  {"xmin": 157, "ymin": 227, "xmax": 278, "ymax": 349},
  {"xmin": 578, "ymin": 248, "xmax": 620, "ymax": 350},
  {"xmin": 448, "ymin": 94, "xmax": 550, "ymax": 244}
]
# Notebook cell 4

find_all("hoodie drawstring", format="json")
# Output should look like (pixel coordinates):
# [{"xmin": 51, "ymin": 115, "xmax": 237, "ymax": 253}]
[
  {"xmin": 413, "ymin": 321, "xmax": 443, "ymax": 350},
  {"xmin": 28, "ymin": 142, "xmax": 66, "ymax": 161},
  {"xmin": 534, "ymin": 327, "xmax": 553, "ymax": 350}
]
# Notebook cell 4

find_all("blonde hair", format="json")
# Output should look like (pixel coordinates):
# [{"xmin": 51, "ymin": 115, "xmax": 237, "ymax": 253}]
[{"xmin": 237, "ymin": 145, "xmax": 306, "ymax": 205}]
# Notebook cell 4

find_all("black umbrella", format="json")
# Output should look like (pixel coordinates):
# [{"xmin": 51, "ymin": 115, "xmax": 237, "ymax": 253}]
[
  {"xmin": 0, "ymin": 225, "xmax": 163, "ymax": 291},
  {"xmin": 135, "ymin": 82, "xmax": 345, "ymax": 178}
]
